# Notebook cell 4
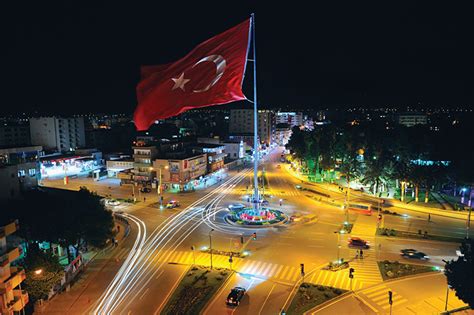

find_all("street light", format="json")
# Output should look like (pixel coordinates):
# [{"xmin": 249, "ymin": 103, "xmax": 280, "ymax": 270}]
[
  {"xmin": 151, "ymin": 165, "xmax": 169, "ymax": 208},
  {"xmin": 461, "ymin": 188, "xmax": 467, "ymax": 204},
  {"xmin": 209, "ymin": 229, "xmax": 214, "ymax": 269}
]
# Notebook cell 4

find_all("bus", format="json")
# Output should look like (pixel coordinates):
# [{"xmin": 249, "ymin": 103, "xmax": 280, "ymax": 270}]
[{"xmin": 348, "ymin": 203, "xmax": 372, "ymax": 215}]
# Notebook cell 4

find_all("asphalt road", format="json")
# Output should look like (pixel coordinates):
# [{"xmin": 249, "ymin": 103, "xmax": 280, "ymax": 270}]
[{"xmin": 41, "ymin": 146, "xmax": 465, "ymax": 314}]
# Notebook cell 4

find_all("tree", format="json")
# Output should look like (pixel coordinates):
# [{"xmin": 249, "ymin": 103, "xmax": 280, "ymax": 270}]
[
  {"xmin": 445, "ymin": 238, "xmax": 474, "ymax": 307},
  {"xmin": 362, "ymin": 151, "xmax": 394, "ymax": 195}
]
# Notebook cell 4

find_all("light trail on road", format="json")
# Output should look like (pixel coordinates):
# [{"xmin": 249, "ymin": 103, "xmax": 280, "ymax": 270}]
[{"xmin": 93, "ymin": 167, "xmax": 253, "ymax": 314}]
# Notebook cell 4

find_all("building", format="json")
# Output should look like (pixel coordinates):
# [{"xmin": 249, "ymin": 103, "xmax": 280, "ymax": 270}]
[
  {"xmin": 222, "ymin": 140, "xmax": 245, "ymax": 160},
  {"xmin": 275, "ymin": 123, "xmax": 292, "ymax": 146},
  {"xmin": 398, "ymin": 113, "xmax": 428, "ymax": 127},
  {"xmin": 0, "ymin": 146, "xmax": 42, "ymax": 199},
  {"xmin": 0, "ymin": 124, "xmax": 30, "ymax": 147},
  {"xmin": 229, "ymin": 109, "xmax": 275, "ymax": 145},
  {"xmin": 192, "ymin": 143, "xmax": 226, "ymax": 173},
  {"xmin": 0, "ymin": 220, "xmax": 28, "ymax": 315},
  {"xmin": 30, "ymin": 116, "xmax": 86, "ymax": 152},
  {"xmin": 153, "ymin": 153, "xmax": 207, "ymax": 191},
  {"xmin": 131, "ymin": 145, "xmax": 158, "ymax": 186},
  {"xmin": 106, "ymin": 158, "xmax": 134, "ymax": 178},
  {"xmin": 275, "ymin": 112, "xmax": 303, "ymax": 128}
]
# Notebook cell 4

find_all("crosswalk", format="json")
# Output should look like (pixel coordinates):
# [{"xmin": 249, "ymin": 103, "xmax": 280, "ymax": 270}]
[
  {"xmin": 305, "ymin": 237, "xmax": 383, "ymax": 290},
  {"xmin": 360, "ymin": 284, "xmax": 408, "ymax": 311},
  {"xmin": 113, "ymin": 246, "xmax": 384, "ymax": 289}
]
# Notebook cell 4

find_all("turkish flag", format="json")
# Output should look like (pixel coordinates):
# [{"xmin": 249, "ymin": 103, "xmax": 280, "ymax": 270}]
[{"xmin": 134, "ymin": 19, "xmax": 251, "ymax": 131}]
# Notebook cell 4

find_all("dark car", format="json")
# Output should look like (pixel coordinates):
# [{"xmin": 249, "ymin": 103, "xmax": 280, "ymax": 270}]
[
  {"xmin": 400, "ymin": 249, "xmax": 429, "ymax": 260},
  {"xmin": 348, "ymin": 237, "xmax": 370, "ymax": 249},
  {"xmin": 226, "ymin": 287, "xmax": 246, "ymax": 306},
  {"xmin": 261, "ymin": 199, "xmax": 269, "ymax": 206},
  {"xmin": 140, "ymin": 187, "xmax": 151, "ymax": 193}
]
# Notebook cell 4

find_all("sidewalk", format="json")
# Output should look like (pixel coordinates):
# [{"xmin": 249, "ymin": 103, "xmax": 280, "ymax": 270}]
[{"xmin": 35, "ymin": 218, "xmax": 130, "ymax": 314}]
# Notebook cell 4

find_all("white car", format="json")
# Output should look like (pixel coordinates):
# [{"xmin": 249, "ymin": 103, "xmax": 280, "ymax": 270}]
[{"xmin": 105, "ymin": 199, "xmax": 121, "ymax": 207}]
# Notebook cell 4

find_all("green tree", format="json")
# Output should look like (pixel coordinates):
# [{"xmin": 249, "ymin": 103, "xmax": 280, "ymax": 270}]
[
  {"xmin": 362, "ymin": 154, "xmax": 393, "ymax": 196},
  {"xmin": 445, "ymin": 238, "xmax": 474, "ymax": 307}
]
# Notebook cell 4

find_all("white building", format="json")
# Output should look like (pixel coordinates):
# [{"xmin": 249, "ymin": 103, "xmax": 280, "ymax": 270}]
[
  {"xmin": 275, "ymin": 123, "xmax": 292, "ymax": 146},
  {"xmin": 223, "ymin": 140, "xmax": 245, "ymax": 160},
  {"xmin": 398, "ymin": 113, "xmax": 428, "ymax": 127},
  {"xmin": 229, "ymin": 109, "xmax": 275, "ymax": 145},
  {"xmin": 30, "ymin": 116, "xmax": 86, "ymax": 152},
  {"xmin": 276, "ymin": 112, "xmax": 303, "ymax": 128}
]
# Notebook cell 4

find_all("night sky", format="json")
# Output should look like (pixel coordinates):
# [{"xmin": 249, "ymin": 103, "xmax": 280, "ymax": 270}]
[{"xmin": 2, "ymin": 1, "xmax": 473, "ymax": 115}]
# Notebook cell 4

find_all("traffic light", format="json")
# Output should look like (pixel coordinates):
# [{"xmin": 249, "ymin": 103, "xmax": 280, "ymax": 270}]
[
  {"xmin": 388, "ymin": 290, "xmax": 393, "ymax": 305},
  {"xmin": 300, "ymin": 263, "xmax": 305, "ymax": 275},
  {"xmin": 252, "ymin": 232, "xmax": 257, "ymax": 240},
  {"xmin": 349, "ymin": 268, "xmax": 354, "ymax": 279}
]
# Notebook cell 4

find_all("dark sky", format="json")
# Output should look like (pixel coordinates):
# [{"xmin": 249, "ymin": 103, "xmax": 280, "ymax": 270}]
[{"xmin": 1, "ymin": 1, "xmax": 473, "ymax": 115}]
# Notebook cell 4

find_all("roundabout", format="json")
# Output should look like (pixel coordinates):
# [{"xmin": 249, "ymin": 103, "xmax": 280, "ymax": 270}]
[{"xmin": 225, "ymin": 204, "xmax": 288, "ymax": 227}]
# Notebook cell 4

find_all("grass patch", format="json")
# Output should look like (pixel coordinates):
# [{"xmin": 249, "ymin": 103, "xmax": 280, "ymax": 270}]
[
  {"xmin": 376, "ymin": 228, "xmax": 464, "ymax": 243},
  {"xmin": 161, "ymin": 266, "xmax": 231, "ymax": 315},
  {"xmin": 378, "ymin": 260, "xmax": 438, "ymax": 280},
  {"xmin": 286, "ymin": 283, "xmax": 346, "ymax": 314}
]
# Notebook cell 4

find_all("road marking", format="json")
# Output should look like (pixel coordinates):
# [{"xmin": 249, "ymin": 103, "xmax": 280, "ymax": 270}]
[
  {"xmin": 248, "ymin": 261, "xmax": 263, "ymax": 274},
  {"xmin": 261, "ymin": 263, "xmax": 274, "ymax": 277},
  {"xmin": 255, "ymin": 262, "xmax": 268, "ymax": 275},
  {"xmin": 258, "ymin": 283, "xmax": 276, "ymax": 315},
  {"xmin": 139, "ymin": 287, "xmax": 149, "ymax": 300},
  {"xmin": 267, "ymin": 263, "xmax": 278, "ymax": 277},
  {"xmin": 280, "ymin": 266, "xmax": 290, "ymax": 279},
  {"xmin": 274, "ymin": 265, "xmax": 284, "ymax": 278}
]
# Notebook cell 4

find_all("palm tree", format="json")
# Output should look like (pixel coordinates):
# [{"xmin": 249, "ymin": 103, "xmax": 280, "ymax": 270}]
[{"xmin": 362, "ymin": 155, "xmax": 393, "ymax": 196}]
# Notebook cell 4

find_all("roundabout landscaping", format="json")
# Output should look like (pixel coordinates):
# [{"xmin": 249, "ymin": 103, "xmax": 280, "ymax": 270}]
[{"xmin": 225, "ymin": 205, "xmax": 288, "ymax": 227}]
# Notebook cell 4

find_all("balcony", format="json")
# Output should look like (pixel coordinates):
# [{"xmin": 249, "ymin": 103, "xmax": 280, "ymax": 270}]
[
  {"xmin": 0, "ymin": 267, "xmax": 26, "ymax": 291},
  {"xmin": 11, "ymin": 289, "xmax": 29, "ymax": 312},
  {"xmin": 0, "ymin": 247, "xmax": 21, "ymax": 267}
]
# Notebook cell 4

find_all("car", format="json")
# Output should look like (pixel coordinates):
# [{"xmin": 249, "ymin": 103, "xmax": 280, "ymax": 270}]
[
  {"xmin": 348, "ymin": 237, "xmax": 370, "ymax": 249},
  {"xmin": 140, "ymin": 187, "xmax": 151, "ymax": 193},
  {"xmin": 226, "ymin": 287, "xmax": 246, "ymax": 306},
  {"xmin": 400, "ymin": 249, "xmax": 429, "ymax": 260},
  {"xmin": 261, "ymin": 199, "xmax": 269, "ymax": 206},
  {"xmin": 295, "ymin": 184, "xmax": 302, "ymax": 190},
  {"xmin": 166, "ymin": 200, "xmax": 180, "ymax": 208},
  {"xmin": 105, "ymin": 199, "xmax": 121, "ymax": 207}
]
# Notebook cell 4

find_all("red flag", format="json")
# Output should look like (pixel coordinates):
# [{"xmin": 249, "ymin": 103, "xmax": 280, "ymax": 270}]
[{"xmin": 134, "ymin": 19, "xmax": 251, "ymax": 131}]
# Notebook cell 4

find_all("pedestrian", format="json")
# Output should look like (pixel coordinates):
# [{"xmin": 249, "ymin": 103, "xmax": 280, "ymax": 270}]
[
  {"xmin": 355, "ymin": 249, "xmax": 359, "ymax": 258},
  {"xmin": 114, "ymin": 239, "xmax": 118, "ymax": 247},
  {"xmin": 428, "ymin": 214, "xmax": 431, "ymax": 222},
  {"xmin": 143, "ymin": 197, "xmax": 146, "ymax": 202},
  {"xmin": 117, "ymin": 225, "xmax": 120, "ymax": 233},
  {"xmin": 360, "ymin": 249, "xmax": 364, "ymax": 259}
]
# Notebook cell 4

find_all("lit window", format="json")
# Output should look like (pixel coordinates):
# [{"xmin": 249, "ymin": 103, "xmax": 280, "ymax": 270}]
[{"xmin": 29, "ymin": 168, "xmax": 36, "ymax": 176}]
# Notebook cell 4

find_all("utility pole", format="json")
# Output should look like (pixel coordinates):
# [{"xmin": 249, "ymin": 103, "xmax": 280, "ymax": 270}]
[
  {"xmin": 209, "ymin": 229, "xmax": 214, "ymax": 269},
  {"xmin": 191, "ymin": 246, "xmax": 196, "ymax": 265}
]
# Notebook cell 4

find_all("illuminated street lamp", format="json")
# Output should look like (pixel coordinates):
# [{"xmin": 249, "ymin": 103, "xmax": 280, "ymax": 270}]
[
  {"xmin": 461, "ymin": 188, "xmax": 467, "ymax": 204},
  {"xmin": 34, "ymin": 268, "xmax": 43, "ymax": 276}
]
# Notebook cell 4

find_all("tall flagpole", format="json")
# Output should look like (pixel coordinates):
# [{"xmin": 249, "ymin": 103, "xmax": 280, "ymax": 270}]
[{"xmin": 251, "ymin": 13, "xmax": 259, "ymax": 210}]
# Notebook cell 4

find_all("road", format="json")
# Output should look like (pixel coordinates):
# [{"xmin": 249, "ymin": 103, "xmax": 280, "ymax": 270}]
[{"xmin": 41, "ymin": 146, "xmax": 466, "ymax": 314}]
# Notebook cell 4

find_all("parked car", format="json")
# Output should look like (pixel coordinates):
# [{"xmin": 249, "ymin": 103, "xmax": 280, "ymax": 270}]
[
  {"xmin": 261, "ymin": 199, "xmax": 269, "ymax": 206},
  {"xmin": 166, "ymin": 200, "xmax": 180, "ymax": 208},
  {"xmin": 140, "ymin": 187, "xmax": 151, "ymax": 193},
  {"xmin": 348, "ymin": 237, "xmax": 370, "ymax": 249},
  {"xmin": 295, "ymin": 185, "xmax": 302, "ymax": 190},
  {"xmin": 226, "ymin": 287, "xmax": 246, "ymax": 306},
  {"xmin": 400, "ymin": 249, "xmax": 429, "ymax": 260}
]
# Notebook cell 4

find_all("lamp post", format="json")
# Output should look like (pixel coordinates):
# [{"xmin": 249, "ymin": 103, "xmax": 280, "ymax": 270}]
[
  {"xmin": 445, "ymin": 285, "xmax": 451, "ymax": 311},
  {"xmin": 461, "ymin": 188, "xmax": 466, "ymax": 204},
  {"xmin": 209, "ymin": 229, "xmax": 214, "ymax": 269},
  {"xmin": 151, "ymin": 165, "xmax": 168, "ymax": 208}
]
